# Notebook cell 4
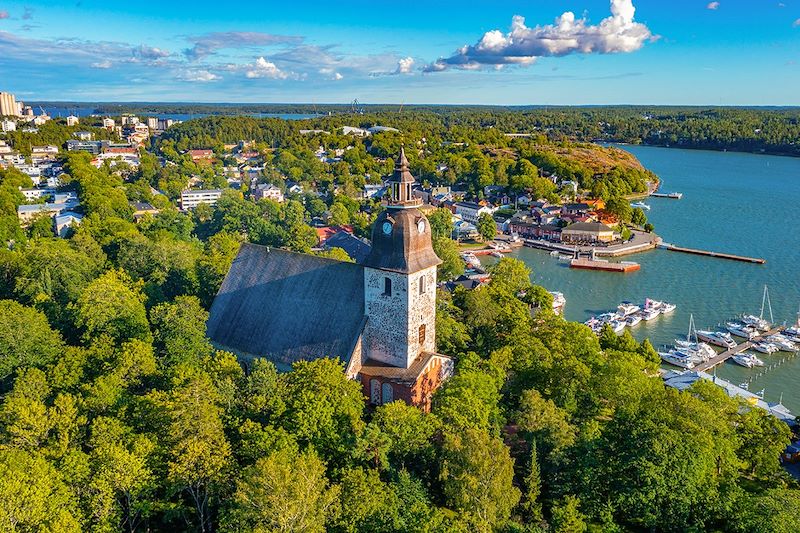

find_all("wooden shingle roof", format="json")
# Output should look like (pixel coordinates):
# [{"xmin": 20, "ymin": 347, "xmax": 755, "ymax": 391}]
[{"xmin": 206, "ymin": 243, "xmax": 366, "ymax": 368}]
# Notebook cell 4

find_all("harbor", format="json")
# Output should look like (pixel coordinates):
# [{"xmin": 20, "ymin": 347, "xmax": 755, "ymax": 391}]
[{"xmin": 502, "ymin": 144, "xmax": 800, "ymax": 413}]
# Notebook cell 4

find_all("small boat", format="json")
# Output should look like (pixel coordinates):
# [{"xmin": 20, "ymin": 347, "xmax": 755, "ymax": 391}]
[
  {"xmin": 462, "ymin": 253, "xmax": 481, "ymax": 268},
  {"xmin": 639, "ymin": 307, "xmax": 661, "ymax": 321},
  {"xmin": 660, "ymin": 350, "xmax": 695, "ymax": 369},
  {"xmin": 625, "ymin": 315, "xmax": 642, "ymax": 327},
  {"xmin": 490, "ymin": 251, "xmax": 503, "ymax": 258},
  {"xmin": 726, "ymin": 322, "xmax": 758, "ymax": 340},
  {"xmin": 549, "ymin": 250, "xmax": 559, "ymax": 257},
  {"xmin": 752, "ymin": 342, "xmax": 778, "ymax": 354},
  {"xmin": 696, "ymin": 330, "xmax": 737, "ymax": 349},
  {"xmin": 549, "ymin": 291, "xmax": 566, "ymax": 315},
  {"xmin": 732, "ymin": 354, "xmax": 756, "ymax": 368},
  {"xmin": 675, "ymin": 340, "xmax": 715, "ymax": 360},
  {"xmin": 741, "ymin": 314, "xmax": 771, "ymax": 332},
  {"xmin": 646, "ymin": 299, "xmax": 676, "ymax": 314},
  {"xmin": 785, "ymin": 326, "xmax": 800, "ymax": 339},
  {"xmin": 764, "ymin": 335, "xmax": 797, "ymax": 352},
  {"xmin": 609, "ymin": 320, "xmax": 626, "ymax": 334},
  {"xmin": 631, "ymin": 201, "xmax": 651, "ymax": 210},
  {"xmin": 617, "ymin": 302, "xmax": 641, "ymax": 317}
]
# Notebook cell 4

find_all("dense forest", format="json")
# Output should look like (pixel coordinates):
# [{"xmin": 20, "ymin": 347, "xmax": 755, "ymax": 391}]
[
  {"xmin": 0, "ymin": 113, "xmax": 798, "ymax": 531},
  {"xmin": 37, "ymin": 102, "xmax": 800, "ymax": 156}
]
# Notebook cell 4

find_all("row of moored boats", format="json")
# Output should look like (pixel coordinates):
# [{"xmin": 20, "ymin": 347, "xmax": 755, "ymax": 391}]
[
  {"xmin": 584, "ymin": 298, "xmax": 676, "ymax": 334},
  {"xmin": 658, "ymin": 313, "xmax": 800, "ymax": 370}
]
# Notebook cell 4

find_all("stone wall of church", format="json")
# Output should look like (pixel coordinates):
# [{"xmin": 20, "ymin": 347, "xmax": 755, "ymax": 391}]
[
  {"xmin": 406, "ymin": 266, "xmax": 437, "ymax": 358},
  {"xmin": 363, "ymin": 268, "xmax": 410, "ymax": 367}
]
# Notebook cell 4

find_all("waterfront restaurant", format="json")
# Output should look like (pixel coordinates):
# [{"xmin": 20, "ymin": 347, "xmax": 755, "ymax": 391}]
[{"xmin": 560, "ymin": 221, "xmax": 616, "ymax": 244}]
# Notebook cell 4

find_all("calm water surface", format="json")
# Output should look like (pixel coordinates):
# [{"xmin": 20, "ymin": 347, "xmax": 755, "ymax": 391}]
[{"xmin": 508, "ymin": 145, "xmax": 800, "ymax": 411}]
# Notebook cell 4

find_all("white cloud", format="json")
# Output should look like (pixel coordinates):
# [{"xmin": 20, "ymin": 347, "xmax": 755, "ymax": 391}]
[
  {"xmin": 184, "ymin": 31, "xmax": 302, "ymax": 60},
  {"xmin": 396, "ymin": 57, "xmax": 415, "ymax": 74},
  {"xmin": 794, "ymin": 18, "xmax": 800, "ymax": 28},
  {"xmin": 706, "ymin": 2, "xmax": 720, "ymax": 10},
  {"xmin": 319, "ymin": 67, "xmax": 343, "ymax": 80},
  {"xmin": 178, "ymin": 69, "xmax": 220, "ymax": 82},
  {"xmin": 245, "ymin": 57, "xmax": 288, "ymax": 79},
  {"xmin": 91, "ymin": 60, "xmax": 112, "ymax": 69},
  {"xmin": 424, "ymin": 0, "xmax": 654, "ymax": 72}
]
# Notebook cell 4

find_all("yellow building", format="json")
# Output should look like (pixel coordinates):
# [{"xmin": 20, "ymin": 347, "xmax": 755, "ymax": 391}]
[{"xmin": 561, "ymin": 222, "xmax": 616, "ymax": 243}]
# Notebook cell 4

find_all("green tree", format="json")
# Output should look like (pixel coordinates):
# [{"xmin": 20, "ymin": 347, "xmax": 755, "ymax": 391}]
[
  {"xmin": 74, "ymin": 270, "xmax": 151, "ymax": 343},
  {"xmin": 550, "ymin": 495, "xmax": 587, "ymax": 533},
  {"xmin": 150, "ymin": 295, "xmax": 213, "ymax": 369},
  {"xmin": 432, "ymin": 236, "xmax": 464, "ymax": 280},
  {"xmin": 427, "ymin": 208, "xmax": 454, "ymax": 240},
  {"xmin": 476, "ymin": 212, "xmax": 496, "ymax": 241},
  {"xmin": 0, "ymin": 300, "xmax": 64, "ymax": 385},
  {"xmin": 439, "ymin": 428, "xmax": 520, "ymax": 531},
  {"xmin": 222, "ymin": 448, "xmax": 338, "ymax": 533}
]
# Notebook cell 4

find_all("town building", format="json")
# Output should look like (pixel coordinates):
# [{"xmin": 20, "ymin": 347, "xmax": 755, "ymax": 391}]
[
  {"xmin": 146, "ymin": 117, "xmax": 159, "ymax": 131},
  {"xmin": 102, "ymin": 117, "xmax": 115, "ymax": 130},
  {"xmin": 54, "ymin": 211, "xmax": 83, "ymax": 237},
  {"xmin": 560, "ymin": 221, "xmax": 616, "ymax": 243},
  {"xmin": 453, "ymin": 201, "xmax": 495, "ymax": 224},
  {"xmin": 73, "ymin": 131, "xmax": 93, "ymax": 141},
  {"xmin": 30, "ymin": 145, "xmax": 59, "ymax": 160},
  {"xmin": 180, "ymin": 189, "xmax": 223, "ymax": 210},
  {"xmin": 206, "ymin": 149, "xmax": 453, "ymax": 411},
  {"xmin": 66, "ymin": 115, "xmax": 79, "ymax": 127},
  {"xmin": 252, "ymin": 183, "xmax": 284, "ymax": 202},
  {"xmin": 1, "ymin": 119, "xmax": 17, "ymax": 132}
]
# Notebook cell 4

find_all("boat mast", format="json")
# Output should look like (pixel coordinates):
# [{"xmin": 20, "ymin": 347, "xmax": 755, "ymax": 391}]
[{"xmin": 759, "ymin": 285, "xmax": 774, "ymax": 324}]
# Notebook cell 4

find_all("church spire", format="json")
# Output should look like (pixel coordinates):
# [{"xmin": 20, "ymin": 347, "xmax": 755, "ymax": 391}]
[{"xmin": 387, "ymin": 146, "xmax": 417, "ymax": 207}]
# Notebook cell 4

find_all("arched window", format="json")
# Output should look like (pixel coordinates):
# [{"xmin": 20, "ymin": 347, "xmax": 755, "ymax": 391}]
[
  {"xmin": 382, "ymin": 383, "xmax": 393, "ymax": 404},
  {"xmin": 419, "ymin": 275, "xmax": 426, "ymax": 295},
  {"xmin": 383, "ymin": 277, "xmax": 392, "ymax": 296},
  {"xmin": 419, "ymin": 323, "xmax": 426, "ymax": 345},
  {"xmin": 370, "ymin": 379, "xmax": 381, "ymax": 405}
]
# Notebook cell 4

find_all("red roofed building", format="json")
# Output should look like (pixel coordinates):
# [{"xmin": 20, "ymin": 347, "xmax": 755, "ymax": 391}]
[
  {"xmin": 188, "ymin": 149, "xmax": 214, "ymax": 162},
  {"xmin": 316, "ymin": 224, "xmax": 354, "ymax": 244}
]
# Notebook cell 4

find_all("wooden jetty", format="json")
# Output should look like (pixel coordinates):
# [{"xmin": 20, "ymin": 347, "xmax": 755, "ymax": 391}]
[
  {"xmin": 650, "ymin": 192, "xmax": 683, "ymax": 199},
  {"xmin": 694, "ymin": 326, "xmax": 784, "ymax": 372},
  {"xmin": 659, "ymin": 243, "xmax": 766, "ymax": 264}
]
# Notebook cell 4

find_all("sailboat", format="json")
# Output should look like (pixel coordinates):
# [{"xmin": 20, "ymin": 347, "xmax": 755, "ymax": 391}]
[
  {"xmin": 674, "ymin": 314, "xmax": 716, "ymax": 361},
  {"xmin": 742, "ymin": 285, "xmax": 773, "ymax": 331}
]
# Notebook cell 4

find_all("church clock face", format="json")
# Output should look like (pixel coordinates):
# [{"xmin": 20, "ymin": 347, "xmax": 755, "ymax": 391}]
[
  {"xmin": 382, "ymin": 221, "xmax": 393, "ymax": 235},
  {"xmin": 417, "ymin": 220, "xmax": 425, "ymax": 234}
]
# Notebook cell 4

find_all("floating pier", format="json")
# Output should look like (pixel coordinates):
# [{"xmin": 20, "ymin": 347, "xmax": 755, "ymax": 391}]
[
  {"xmin": 650, "ymin": 192, "xmax": 683, "ymax": 199},
  {"xmin": 659, "ymin": 243, "xmax": 766, "ymax": 264},
  {"xmin": 569, "ymin": 258, "xmax": 640, "ymax": 273},
  {"xmin": 694, "ymin": 326, "xmax": 784, "ymax": 372}
]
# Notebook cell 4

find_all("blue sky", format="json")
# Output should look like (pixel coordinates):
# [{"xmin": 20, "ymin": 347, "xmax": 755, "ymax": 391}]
[{"xmin": 0, "ymin": 0, "xmax": 798, "ymax": 104}]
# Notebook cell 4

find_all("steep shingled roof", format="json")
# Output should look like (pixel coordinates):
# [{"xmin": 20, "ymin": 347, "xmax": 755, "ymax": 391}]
[{"xmin": 206, "ymin": 243, "xmax": 365, "ymax": 368}]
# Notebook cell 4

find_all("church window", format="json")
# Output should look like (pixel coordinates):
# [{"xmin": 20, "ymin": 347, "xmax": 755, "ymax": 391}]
[
  {"xmin": 383, "ymin": 277, "xmax": 392, "ymax": 296},
  {"xmin": 370, "ymin": 379, "xmax": 381, "ymax": 404},
  {"xmin": 419, "ymin": 276, "xmax": 426, "ymax": 295},
  {"xmin": 382, "ymin": 383, "xmax": 393, "ymax": 404},
  {"xmin": 419, "ymin": 323, "xmax": 426, "ymax": 345}
]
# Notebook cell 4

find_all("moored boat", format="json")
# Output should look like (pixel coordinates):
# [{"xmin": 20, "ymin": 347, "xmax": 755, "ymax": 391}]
[
  {"xmin": 639, "ymin": 307, "xmax": 661, "ymax": 321},
  {"xmin": 625, "ymin": 315, "xmax": 642, "ymax": 327},
  {"xmin": 660, "ymin": 350, "xmax": 695, "ymax": 369},
  {"xmin": 617, "ymin": 302, "xmax": 641, "ymax": 317},
  {"xmin": 696, "ymin": 329, "xmax": 737, "ymax": 349},
  {"xmin": 764, "ymin": 334, "xmax": 797, "ymax": 352},
  {"xmin": 732, "ymin": 353, "xmax": 756, "ymax": 368},
  {"xmin": 752, "ymin": 342, "xmax": 779, "ymax": 354},
  {"xmin": 726, "ymin": 322, "xmax": 759, "ymax": 340}
]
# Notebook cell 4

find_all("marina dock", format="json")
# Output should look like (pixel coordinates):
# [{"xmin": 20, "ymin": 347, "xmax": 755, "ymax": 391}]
[
  {"xmin": 650, "ymin": 192, "xmax": 683, "ymax": 199},
  {"xmin": 569, "ymin": 258, "xmax": 640, "ymax": 273},
  {"xmin": 694, "ymin": 326, "xmax": 784, "ymax": 372},
  {"xmin": 659, "ymin": 243, "xmax": 766, "ymax": 264}
]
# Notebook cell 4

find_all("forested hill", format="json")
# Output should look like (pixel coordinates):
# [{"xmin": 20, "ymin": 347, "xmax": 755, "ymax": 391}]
[{"xmin": 37, "ymin": 103, "xmax": 800, "ymax": 156}]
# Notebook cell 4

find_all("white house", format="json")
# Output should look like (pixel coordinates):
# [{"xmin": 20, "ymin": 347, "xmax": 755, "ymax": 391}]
[
  {"xmin": 180, "ymin": 189, "xmax": 223, "ymax": 210},
  {"xmin": 453, "ymin": 201, "xmax": 496, "ymax": 225},
  {"xmin": 54, "ymin": 211, "xmax": 83, "ymax": 237},
  {"xmin": 253, "ymin": 183, "xmax": 284, "ymax": 203}
]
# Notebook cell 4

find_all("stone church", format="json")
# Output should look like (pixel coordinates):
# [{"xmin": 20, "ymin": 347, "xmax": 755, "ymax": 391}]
[{"xmin": 206, "ymin": 149, "xmax": 454, "ymax": 411}]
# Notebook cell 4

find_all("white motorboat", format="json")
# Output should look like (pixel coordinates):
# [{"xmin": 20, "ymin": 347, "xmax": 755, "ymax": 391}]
[
  {"xmin": 674, "ymin": 340, "xmax": 715, "ymax": 360},
  {"xmin": 732, "ymin": 354, "xmax": 756, "ymax": 368},
  {"xmin": 598, "ymin": 312, "xmax": 621, "ymax": 322},
  {"xmin": 610, "ymin": 320, "xmax": 626, "ymax": 334},
  {"xmin": 726, "ymin": 322, "xmax": 758, "ymax": 340},
  {"xmin": 660, "ymin": 350, "xmax": 695, "ymax": 369},
  {"xmin": 752, "ymin": 342, "xmax": 778, "ymax": 354},
  {"xmin": 696, "ymin": 329, "xmax": 737, "ymax": 349},
  {"xmin": 765, "ymin": 335, "xmax": 797, "ymax": 352},
  {"xmin": 625, "ymin": 315, "xmax": 642, "ymax": 327},
  {"xmin": 617, "ymin": 302, "xmax": 641, "ymax": 317},
  {"xmin": 549, "ymin": 291, "xmax": 566, "ymax": 315},
  {"xmin": 631, "ymin": 201, "xmax": 651, "ymax": 211},
  {"xmin": 646, "ymin": 299, "xmax": 677, "ymax": 314},
  {"xmin": 741, "ymin": 314, "xmax": 771, "ymax": 332},
  {"xmin": 639, "ymin": 307, "xmax": 661, "ymax": 321},
  {"xmin": 785, "ymin": 326, "xmax": 800, "ymax": 339}
]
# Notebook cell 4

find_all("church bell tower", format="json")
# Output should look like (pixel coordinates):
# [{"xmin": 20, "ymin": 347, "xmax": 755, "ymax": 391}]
[{"xmin": 361, "ymin": 148, "xmax": 441, "ymax": 369}]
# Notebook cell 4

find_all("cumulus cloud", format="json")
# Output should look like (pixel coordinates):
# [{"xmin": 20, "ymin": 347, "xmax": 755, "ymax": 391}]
[
  {"xmin": 396, "ymin": 57, "xmax": 415, "ymax": 74},
  {"xmin": 131, "ymin": 44, "xmax": 170, "ymax": 61},
  {"xmin": 184, "ymin": 31, "xmax": 302, "ymax": 60},
  {"xmin": 424, "ymin": 0, "xmax": 654, "ymax": 72},
  {"xmin": 706, "ymin": 2, "xmax": 720, "ymax": 10},
  {"xmin": 245, "ymin": 57, "xmax": 288, "ymax": 79},
  {"xmin": 177, "ymin": 69, "xmax": 220, "ymax": 82},
  {"xmin": 319, "ymin": 67, "xmax": 343, "ymax": 80},
  {"xmin": 91, "ymin": 59, "xmax": 112, "ymax": 69}
]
